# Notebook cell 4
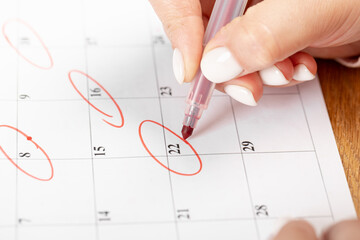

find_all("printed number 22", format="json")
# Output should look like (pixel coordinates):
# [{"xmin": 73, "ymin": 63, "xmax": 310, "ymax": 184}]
[{"xmin": 168, "ymin": 144, "xmax": 180, "ymax": 154}]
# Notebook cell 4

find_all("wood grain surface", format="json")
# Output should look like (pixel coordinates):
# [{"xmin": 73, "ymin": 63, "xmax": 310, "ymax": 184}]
[{"xmin": 317, "ymin": 59, "xmax": 360, "ymax": 217}]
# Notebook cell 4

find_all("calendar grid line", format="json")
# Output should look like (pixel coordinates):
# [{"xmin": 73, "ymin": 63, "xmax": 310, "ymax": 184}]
[
  {"xmin": 297, "ymin": 85, "xmax": 335, "ymax": 221},
  {"xmin": 14, "ymin": 2, "xmax": 20, "ymax": 239},
  {"xmin": 229, "ymin": 97, "xmax": 261, "ymax": 240},
  {"xmin": 0, "ymin": 149, "xmax": 318, "ymax": 162},
  {"xmin": 0, "ymin": 92, "xmax": 300, "ymax": 103},
  {"xmin": 0, "ymin": 44, "xmax": 154, "ymax": 49},
  {"xmin": 149, "ymin": 17, "xmax": 180, "ymax": 240},
  {"xmin": 83, "ymin": 3, "xmax": 100, "ymax": 239},
  {"xmin": 0, "ymin": 214, "xmax": 333, "ymax": 228},
  {"xmin": 0, "ymin": 2, "xmax": 355, "ymax": 238},
  {"xmin": 0, "ymin": 225, "xmax": 16, "ymax": 228}
]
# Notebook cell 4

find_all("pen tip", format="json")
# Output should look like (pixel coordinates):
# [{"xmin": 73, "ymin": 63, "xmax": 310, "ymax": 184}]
[{"xmin": 181, "ymin": 125, "xmax": 194, "ymax": 140}]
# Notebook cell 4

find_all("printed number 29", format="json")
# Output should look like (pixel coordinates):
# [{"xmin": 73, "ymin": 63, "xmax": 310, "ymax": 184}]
[{"xmin": 242, "ymin": 141, "xmax": 255, "ymax": 152}]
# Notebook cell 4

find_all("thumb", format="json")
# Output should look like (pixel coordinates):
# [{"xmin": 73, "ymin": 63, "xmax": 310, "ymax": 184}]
[
  {"xmin": 273, "ymin": 220, "xmax": 318, "ymax": 240},
  {"xmin": 149, "ymin": 0, "xmax": 204, "ymax": 84},
  {"xmin": 200, "ymin": 0, "xmax": 352, "ymax": 83}
]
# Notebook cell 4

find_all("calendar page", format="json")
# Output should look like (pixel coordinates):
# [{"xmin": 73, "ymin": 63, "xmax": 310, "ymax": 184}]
[{"xmin": 0, "ymin": 0, "xmax": 356, "ymax": 239}]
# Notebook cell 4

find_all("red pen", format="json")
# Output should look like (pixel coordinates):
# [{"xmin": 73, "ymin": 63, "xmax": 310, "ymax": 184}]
[{"xmin": 181, "ymin": 0, "xmax": 248, "ymax": 139}]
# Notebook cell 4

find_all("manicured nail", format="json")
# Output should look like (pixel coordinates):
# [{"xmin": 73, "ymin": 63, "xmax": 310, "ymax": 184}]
[
  {"xmin": 293, "ymin": 64, "xmax": 315, "ymax": 81},
  {"xmin": 200, "ymin": 47, "xmax": 243, "ymax": 83},
  {"xmin": 172, "ymin": 48, "xmax": 184, "ymax": 84},
  {"xmin": 259, "ymin": 65, "xmax": 290, "ymax": 86},
  {"xmin": 224, "ymin": 85, "xmax": 257, "ymax": 106}
]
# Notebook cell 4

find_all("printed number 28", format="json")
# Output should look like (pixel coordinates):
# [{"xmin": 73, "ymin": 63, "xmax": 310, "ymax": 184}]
[{"xmin": 255, "ymin": 205, "xmax": 269, "ymax": 217}]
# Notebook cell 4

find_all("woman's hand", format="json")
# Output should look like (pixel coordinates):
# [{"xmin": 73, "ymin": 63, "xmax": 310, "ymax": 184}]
[
  {"xmin": 273, "ymin": 220, "xmax": 360, "ymax": 240},
  {"xmin": 149, "ymin": 0, "xmax": 360, "ymax": 106}
]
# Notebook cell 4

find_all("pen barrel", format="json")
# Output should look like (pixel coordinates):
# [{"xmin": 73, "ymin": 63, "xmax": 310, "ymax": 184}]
[
  {"xmin": 184, "ymin": 71, "xmax": 214, "ymax": 128},
  {"xmin": 204, "ymin": 0, "xmax": 248, "ymax": 44},
  {"xmin": 186, "ymin": 0, "xmax": 248, "ymax": 109},
  {"xmin": 186, "ymin": 71, "xmax": 215, "ymax": 107},
  {"xmin": 183, "ymin": 0, "xmax": 248, "ymax": 128}
]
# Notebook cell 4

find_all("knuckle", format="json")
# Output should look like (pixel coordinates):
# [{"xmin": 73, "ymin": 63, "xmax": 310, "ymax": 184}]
[
  {"xmin": 240, "ymin": 21, "xmax": 281, "ymax": 68},
  {"xmin": 160, "ymin": 1, "xmax": 201, "ymax": 37},
  {"xmin": 164, "ymin": 19, "xmax": 185, "ymax": 40}
]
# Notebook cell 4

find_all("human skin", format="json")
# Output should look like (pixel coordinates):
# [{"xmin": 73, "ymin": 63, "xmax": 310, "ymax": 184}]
[
  {"xmin": 149, "ymin": 0, "xmax": 360, "ymax": 236},
  {"xmin": 273, "ymin": 220, "xmax": 360, "ymax": 240},
  {"xmin": 149, "ymin": 0, "xmax": 360, "ymax": 106}
]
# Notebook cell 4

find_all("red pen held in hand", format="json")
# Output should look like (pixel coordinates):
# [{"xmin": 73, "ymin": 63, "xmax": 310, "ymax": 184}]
[{"xmin": 181, "ymin": 0, "xmax": 248, "ymax": 140}]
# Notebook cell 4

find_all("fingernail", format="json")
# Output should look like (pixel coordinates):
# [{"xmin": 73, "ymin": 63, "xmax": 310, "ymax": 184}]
[
  {"xmin": 224, "ymin": 85, "xmax": 257, "ymax": 106},
  {"xmin": 259, "ymin": 65, "xmax": 290, "ymax": 86},
  {"xmin": 293, "ymin": 64, "xmax": 315, "ymax": 81},
  {"xmin": 200, "ymin": 47, "xmax": 243, "ymax": 83},
  {"xmin": 172, "ymin": 48, "xmax": 184, "ymax": 84}
]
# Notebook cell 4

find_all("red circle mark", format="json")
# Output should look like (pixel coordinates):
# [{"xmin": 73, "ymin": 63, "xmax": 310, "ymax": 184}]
[
  {"xmin": 2, "ymin": 18, "xmax": 54, "ymax": 70},
  {"xmin": 68, "ymin": 70, "xmax": 124, "ymax": 128},
  {"xmin": 0, "ymin": 125, "xmax": 54, "ymax": 181},
  {"xmin": 139, "ymin": 120, "xmax": 202, "ymax": 176}
]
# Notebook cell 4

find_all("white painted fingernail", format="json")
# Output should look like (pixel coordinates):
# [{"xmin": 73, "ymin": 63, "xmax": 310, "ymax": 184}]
[
  {"xmin": 200, "ymin": 47, "xmax": 243, "ymax": 83},
  {"xmin": 293, "ymin": 64, "xmax": 315, "ymax": 81},
  {"xmin": 259, "ymin": 65, "xmax": 290, "ymax": 86},
  {"xmin": 224, "ymin": 85, "xmax": 257, "ymax": 106},
  {"xmin": 172, "ymin": 48, "xmax": 184, "ymax": 84}
]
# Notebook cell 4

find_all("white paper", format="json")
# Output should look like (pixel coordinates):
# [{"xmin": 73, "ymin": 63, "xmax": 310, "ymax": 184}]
[{"xmin": 0, "ymin": 0, "xmax": 356, "ymax": 239}]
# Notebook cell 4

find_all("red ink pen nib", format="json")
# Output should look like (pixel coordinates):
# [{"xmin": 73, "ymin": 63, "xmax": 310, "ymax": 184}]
[{"xmin": 181, "ymin": 125, "xmax": 194, "ymax": 140}]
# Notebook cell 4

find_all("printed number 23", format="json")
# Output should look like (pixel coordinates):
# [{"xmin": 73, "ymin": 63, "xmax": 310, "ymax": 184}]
[{"xmin": 160, "ymin": 87, "xmax": 172, "ymax": 96}]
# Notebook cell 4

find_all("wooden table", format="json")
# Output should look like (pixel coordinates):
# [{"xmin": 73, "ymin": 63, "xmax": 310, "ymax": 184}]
[{"xmin": 317, "ymin": 59, "xmax": 360, "ymax": 217}]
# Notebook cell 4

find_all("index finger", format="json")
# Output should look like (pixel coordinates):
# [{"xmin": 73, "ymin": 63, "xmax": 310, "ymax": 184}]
[{"xmin": 149, "ymin": 0, "xmax": 205, "ymax": 83}]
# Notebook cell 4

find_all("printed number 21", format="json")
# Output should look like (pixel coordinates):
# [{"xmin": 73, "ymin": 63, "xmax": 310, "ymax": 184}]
[{"xmin": 177, "ymin": 209, "xmax": 190, "ymax": 220}]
